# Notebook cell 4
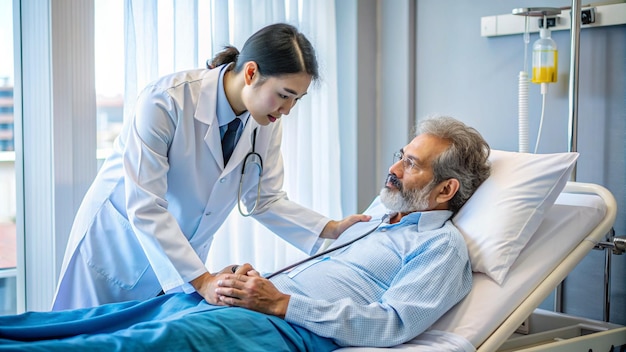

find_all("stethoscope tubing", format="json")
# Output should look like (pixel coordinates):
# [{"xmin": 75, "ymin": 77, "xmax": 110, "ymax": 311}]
[
  {"xmin": 237, "ymin": 128, "xmax": 263, "ymax": 217},
  {"xmin": 266, "ymin": 214, "xmax": 389, "ymax": 279}
]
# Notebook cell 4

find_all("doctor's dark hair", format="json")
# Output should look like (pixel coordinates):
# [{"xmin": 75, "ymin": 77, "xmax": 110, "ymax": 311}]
[
  {"xmin": 417, "ymin": 116, "xmax": 491, "ymax": 213},
  {"xmin": 208, "ymin": 23, "xmax": 319, "ymax": 82}
]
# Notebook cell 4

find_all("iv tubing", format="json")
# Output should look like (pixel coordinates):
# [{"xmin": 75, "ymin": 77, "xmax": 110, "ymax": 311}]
[
  {"xmin": 523, "ymin": 16, "xmax": 530, "ymax": 74},
  {"xmin": 534, "ymin": 83, "xmax": 548, "ymax": 154},
  {"xmin": 518, "ymin": 71, "xmax": 529, "ymax": 153}
]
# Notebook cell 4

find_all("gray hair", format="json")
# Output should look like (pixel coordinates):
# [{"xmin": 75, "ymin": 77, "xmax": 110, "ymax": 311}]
[{"xmin": 416, "ymin": 115, "xmax": 491, "ymax": 213}]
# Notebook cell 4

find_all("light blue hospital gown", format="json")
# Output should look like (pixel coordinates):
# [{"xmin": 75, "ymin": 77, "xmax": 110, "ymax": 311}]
[
  {"xmin": 0, "ymin": 201, "xmax": 471, "ymax": 351},
  {"xmin": 272, "ymin": 206, "xmax": 472, "ymax": 347}
]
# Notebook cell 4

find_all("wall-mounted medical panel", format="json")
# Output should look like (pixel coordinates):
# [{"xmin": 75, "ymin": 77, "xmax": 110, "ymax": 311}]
[{"xmin": 481, "ymin": 3, "xmax": 626, "ymax": 37}]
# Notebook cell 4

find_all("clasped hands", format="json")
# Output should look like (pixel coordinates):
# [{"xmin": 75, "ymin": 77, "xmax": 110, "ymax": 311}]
[
  {"xmin": 191, "ymin": 263, "xmax": 290, "ymax": 319},
  {"xmin": 190, "ymin": 214, "xmax": 371, "ymax": 317}
]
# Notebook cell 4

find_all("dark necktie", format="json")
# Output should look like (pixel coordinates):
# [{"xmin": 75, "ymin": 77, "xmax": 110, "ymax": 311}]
[{"xmin": 222, "ymin": 118, "xmax": 241, "ymax": 165}]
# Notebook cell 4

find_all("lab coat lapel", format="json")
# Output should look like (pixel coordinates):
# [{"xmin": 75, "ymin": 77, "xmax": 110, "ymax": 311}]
[{"xmin": 195, "ymin": 69, "xmax": 225, "ymax": 168}]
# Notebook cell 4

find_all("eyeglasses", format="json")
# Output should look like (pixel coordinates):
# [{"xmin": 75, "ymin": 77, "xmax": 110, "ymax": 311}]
[{"xmin": 393, "ymin": 151, "xmax": 418, "ymax": 173}]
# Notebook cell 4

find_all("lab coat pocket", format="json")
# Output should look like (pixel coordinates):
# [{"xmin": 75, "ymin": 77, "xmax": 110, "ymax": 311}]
[{"xmin": 81, "ymin": 199, "xmax": 150, "ymax": 290}]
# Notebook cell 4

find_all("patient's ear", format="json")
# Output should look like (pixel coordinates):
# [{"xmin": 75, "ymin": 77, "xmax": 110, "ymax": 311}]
[{"xmin": 435, "ymin": 178, "xmax": 460, "ymax": 205}]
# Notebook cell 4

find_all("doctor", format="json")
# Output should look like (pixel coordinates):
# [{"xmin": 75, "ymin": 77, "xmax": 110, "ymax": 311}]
[{"xmin": 52, "ymin": 23, "xmax": 369, "ymax": 311}]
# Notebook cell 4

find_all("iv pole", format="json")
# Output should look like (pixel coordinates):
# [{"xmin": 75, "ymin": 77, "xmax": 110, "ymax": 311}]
[
  {"xmin": 568, "ymin": 0, "xmax": 581, "ymax": 180},
  {"xmin": 512, "ymin": 1, "xmax": 582, "ymax": 161},
  {"xmin": 566, "ymin": 0, "xmax": 581, "ymax": 317},
  {"xmin": 513, "ymin": 0, "xmax": 582, "ymax": 315}
]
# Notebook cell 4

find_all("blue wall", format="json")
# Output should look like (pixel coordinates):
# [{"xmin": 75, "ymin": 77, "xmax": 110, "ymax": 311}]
[{"xmin": 415, "ymin": 0, "xmax": 626, "ymax": 324}]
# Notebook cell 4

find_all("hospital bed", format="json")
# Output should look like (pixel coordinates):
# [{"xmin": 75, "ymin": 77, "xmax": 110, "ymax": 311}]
[{"xmin": 338, "ymin": 181, "xmax": 626, "ymax": 351}]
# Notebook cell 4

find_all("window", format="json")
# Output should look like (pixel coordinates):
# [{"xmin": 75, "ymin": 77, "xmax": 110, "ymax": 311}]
[
  {"xmin": 0, "ymin": 0, "xmax": 17, "ymax": 315},
  {"xmin": 95, "ymin": 0, "xmax": 124, "ymax": 161}
]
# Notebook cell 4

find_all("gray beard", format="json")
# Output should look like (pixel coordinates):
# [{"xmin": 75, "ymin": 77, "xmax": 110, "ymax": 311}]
[{"xmin": 380, "ymin": 180, "xmax": 434, "ymax": 213}]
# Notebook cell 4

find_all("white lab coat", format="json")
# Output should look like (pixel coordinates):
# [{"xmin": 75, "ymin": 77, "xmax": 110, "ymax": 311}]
[{"xmin": 52, "ymin": 67, "xmax": 329, "ymax": 310}]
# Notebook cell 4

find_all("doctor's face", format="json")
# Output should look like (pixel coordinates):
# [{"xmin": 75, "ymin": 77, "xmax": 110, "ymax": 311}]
[
  {"xmin": 242, "ymin": 71, "xmax": 312, "ymax": 126},
  {"xmin": 380, "ymin": 134, "xmax": 450, "ymax": 213}
]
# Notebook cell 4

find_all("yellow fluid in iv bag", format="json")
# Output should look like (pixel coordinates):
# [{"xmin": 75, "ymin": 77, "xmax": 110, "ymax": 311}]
[
  {"xmin": 531, "ymin": 28, "xmax": 558, "ymax": 84},
  {"xmin": 532, "ymin": 52, "xmax": 558, "ymax": 83}
]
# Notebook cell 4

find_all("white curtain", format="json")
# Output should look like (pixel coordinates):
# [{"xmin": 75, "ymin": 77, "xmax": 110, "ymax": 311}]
[{"xmin": 123, "ymin": 0, "xmax": 341, "ymax": 274}]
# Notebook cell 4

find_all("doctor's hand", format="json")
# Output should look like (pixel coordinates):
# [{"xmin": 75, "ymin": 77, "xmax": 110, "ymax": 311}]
[
  {"xmin": 190, "ymin": 272, "xmax": 226, "ymax": 305},
  {"xmin": 192, "ymin": 264, "xmax": 256, "ymax": 305},
  {"xmin": 215, "ymin": 269, "xmax": 290, "ymax": 319},
  {"xmin": 320, "ymin": 214, "xmax": 372, "ymax": 240},
  {"xmin": 217, "ymin": 264, "xmax": 251, "ymax": 275}
]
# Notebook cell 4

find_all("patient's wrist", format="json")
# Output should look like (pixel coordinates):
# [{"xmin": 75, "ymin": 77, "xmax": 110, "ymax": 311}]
[{"xmin": 274, "ymin": 294, "xmax": 291, "ymax": 319}]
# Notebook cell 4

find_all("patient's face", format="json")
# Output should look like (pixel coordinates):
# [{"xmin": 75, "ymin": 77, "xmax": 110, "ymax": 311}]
[{"xmin": 380, "ymin": 134, "xmax": 450, "ymax": 213}]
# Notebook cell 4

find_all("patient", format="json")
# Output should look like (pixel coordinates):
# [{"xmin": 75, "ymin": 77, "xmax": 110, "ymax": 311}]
[{"xmin": 0, "ymin": 116, "xmax": 490, "ymax": 351}]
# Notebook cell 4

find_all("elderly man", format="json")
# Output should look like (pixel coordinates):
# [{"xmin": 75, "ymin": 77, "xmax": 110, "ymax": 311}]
[{"xmin": 0, "ymin": 116, "xmax": 490, "ymax": 351}]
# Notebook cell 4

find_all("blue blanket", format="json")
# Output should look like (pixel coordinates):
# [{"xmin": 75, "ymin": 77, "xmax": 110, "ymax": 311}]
[{"xmin": 0, "ymin": 293, "xmax": 339, "ymax": 351}]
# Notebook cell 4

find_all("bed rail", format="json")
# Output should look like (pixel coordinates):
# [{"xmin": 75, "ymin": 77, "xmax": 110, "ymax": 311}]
[{"xmin": 477, "ymin": 181, "xmax": 617, "ymax": 352}]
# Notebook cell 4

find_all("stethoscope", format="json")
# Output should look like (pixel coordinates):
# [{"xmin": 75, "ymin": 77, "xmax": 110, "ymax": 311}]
[{"xmin": 237, "ymin": 128, "xmax": 263, "ymax": 217}]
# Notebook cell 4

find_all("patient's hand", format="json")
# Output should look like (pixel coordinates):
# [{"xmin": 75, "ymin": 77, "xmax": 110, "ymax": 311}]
[
  {"xmin": 215, "ymin": 269, "xmax": 290, "ymax": 319},
  {"xmin": 320, "ymin": 213, "xmax": 372, "ymax": 239},
  {"xmin": 191, "ymin": 264, "xmax": 256, "ymax": 305}
]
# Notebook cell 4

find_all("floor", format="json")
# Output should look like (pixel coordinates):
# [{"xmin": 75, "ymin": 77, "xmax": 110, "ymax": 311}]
[{"xmin": 0, "ymin": 222, "xmax": 16, "ymax": 269}]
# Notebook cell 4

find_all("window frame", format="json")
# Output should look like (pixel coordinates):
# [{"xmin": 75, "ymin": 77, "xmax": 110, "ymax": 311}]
[{"xmin": 15, "ymin": 0, "xmax": 96, "ymax": 312}]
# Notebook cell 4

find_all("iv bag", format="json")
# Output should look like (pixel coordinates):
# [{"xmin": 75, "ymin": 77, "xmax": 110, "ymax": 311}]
[{"xmin": 531, "ymin": 28, "xmax": 558, "ymax": 84}]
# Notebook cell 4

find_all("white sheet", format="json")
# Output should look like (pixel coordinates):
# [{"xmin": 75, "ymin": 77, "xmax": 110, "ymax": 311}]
[{"xmin": 335, "ymin": 191, "xmax": 606, "ymax": 352}]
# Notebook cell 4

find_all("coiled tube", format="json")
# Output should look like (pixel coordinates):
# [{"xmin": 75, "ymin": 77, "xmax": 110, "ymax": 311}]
[{"xmin": 518, "ymin": 71, "xmax": 529, "ymax": 153}]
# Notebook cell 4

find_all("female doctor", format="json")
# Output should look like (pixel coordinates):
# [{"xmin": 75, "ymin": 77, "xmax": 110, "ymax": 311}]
[{"xmin": 52, "ymin": 23, "xmax": 369, "ymax": 311}]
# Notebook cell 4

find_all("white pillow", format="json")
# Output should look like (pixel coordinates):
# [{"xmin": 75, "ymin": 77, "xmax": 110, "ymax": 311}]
[{"xmin": 452, "ymin": 150, "xmax": 579, "ymax": 285}]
